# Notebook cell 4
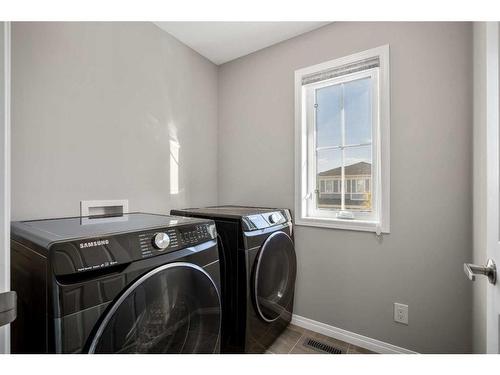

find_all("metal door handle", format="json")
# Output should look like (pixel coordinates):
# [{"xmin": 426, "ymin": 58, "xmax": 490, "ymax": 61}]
[{"xmin": 464, "ymin": 259, "xmax": 497, "ymax": 285}]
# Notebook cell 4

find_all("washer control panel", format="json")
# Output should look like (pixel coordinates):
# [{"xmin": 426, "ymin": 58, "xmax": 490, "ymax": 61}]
[
  {"xmin": 242, "ymin": 211, "xmax": 288, "ymax": 231},
  {"xmin": 50, "ymin": 219, "xmax": 217, "ymax": 276},
  {"xmin": 137, "ymin": 223, "xmax": 216, "ymax": 258}
]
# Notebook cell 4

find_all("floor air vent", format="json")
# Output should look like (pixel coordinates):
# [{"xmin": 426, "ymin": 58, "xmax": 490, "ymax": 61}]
[{"xmin": 304, "ymin": 338, "xmax": 343, "ymax": 354}]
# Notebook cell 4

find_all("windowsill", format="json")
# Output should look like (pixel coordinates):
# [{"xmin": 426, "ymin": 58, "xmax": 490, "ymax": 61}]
[{"xmin": 294, "ymin": 216, "xmax": 390, "ymax": 233}]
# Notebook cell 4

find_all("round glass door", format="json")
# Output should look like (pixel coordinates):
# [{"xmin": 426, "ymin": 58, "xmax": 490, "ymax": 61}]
[
  {"xmin": 88, "ymin": 262, "xmax": 221, "ymax": 354},
  {"xmin": 253, "ymin": 231, "xmax": 297, "ymax": 322}
]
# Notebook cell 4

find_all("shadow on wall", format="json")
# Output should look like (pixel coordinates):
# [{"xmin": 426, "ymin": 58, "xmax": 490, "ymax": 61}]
[{"xmin": 170, "ymin": 138, "xmax": 180, "ymax": 195}]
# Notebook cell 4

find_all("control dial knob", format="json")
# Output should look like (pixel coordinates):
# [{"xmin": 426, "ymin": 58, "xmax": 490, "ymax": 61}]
[
  {"xmin": 153, "ymin": 232, "xmax": 170, "ymax": 250},
  {"xmin": 269, "ymin": 213, "xmax": 280, "ymax": 224}
]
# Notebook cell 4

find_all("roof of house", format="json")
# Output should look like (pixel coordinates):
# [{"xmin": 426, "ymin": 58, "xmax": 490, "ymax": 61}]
[{"xmin": 318, "ymin": 161, "xmax": 371, "ymax": 177}]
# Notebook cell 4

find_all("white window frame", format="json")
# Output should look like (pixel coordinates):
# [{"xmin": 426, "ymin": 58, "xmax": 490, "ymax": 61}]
[{"xmin": 294, "ymin": 45, "xmax": 390, "ymax": 233}]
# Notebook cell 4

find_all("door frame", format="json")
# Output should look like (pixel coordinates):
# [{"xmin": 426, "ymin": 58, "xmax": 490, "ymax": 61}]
[
  {"xmin": 0, "ymin": 21, "xmax": 11, "ymax": 354},
  {"xmin": 486, "ymin": 21, "xmax": 500, "ymax": 354}
]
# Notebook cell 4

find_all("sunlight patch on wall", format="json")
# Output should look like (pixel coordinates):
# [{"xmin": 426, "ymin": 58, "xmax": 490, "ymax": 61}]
[{"xmin": 169, "ymin": 138, "xmax": 180, "ymax": 195}]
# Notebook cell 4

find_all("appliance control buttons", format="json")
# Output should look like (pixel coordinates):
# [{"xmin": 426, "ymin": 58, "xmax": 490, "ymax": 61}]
[
  {"xmin": 180, "ymin": 225, "xmax": 212, "ymax": 244},
  {"xmin": 153, "ymin": 232, "xmax": 170, "ymax": 250}
]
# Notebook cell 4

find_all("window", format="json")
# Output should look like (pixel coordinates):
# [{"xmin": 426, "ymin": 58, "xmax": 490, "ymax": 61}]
[
  {"xmin": 326, "ymin": 180, "xmax": 332, "ymax": 193},
  {"xmin": 294, "ymin": 46, "xmax": 390, "ymax": 233},
  {"xmin": 333, "ymin": 180, "xmax": 339, "ymax": 193}
]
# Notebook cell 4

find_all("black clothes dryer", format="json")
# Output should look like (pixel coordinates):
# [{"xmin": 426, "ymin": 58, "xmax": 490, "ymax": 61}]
[
  {"xmin": 11, "ymin": 213, "xmax": 221, "ymax": 354},
  {"xmin": 171, "ymin": 206, "xmax": 297, "ymax": 353}
]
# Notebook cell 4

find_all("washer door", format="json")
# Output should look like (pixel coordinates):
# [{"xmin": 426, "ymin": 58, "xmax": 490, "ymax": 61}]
[
  {"xmin": 253, "ymin": 231, "xmax": 297, "ymax": 323},
  {"xmin": 87, "ymin": 262, "xmax": 221, "ymax": 354}
]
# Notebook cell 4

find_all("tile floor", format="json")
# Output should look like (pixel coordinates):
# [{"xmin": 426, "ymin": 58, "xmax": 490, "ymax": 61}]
[{"xmin": 266, "ymin": 324, "xmax": 376, "ymax": 354}]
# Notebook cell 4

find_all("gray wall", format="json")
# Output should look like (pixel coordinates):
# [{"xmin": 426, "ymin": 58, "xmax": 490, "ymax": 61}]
[
  {"xmin": 11, "ymin": 22, "xmax": 218, "ymax": 220},
  {"xmin": 472, "ymin": 22, "xmax": 487, "ymax": 354},
  {"xmin": 218, "ymin": 22, "xmax": 473, "ymax": 353}
]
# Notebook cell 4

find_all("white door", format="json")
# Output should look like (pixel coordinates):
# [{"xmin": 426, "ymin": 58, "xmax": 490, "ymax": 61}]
[
  {"xmin": 468, "ymin": 21, "xmax": 500, "ymax": 354},
  {"xmin": 0, "ymin": 21, "xmax": 11, "ymax": 354},
  {"xmin": 485, "ymin": 21, "xmax": 500, "ymax": 354}
]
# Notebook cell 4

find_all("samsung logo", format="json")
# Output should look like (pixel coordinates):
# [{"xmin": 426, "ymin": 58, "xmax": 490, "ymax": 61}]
[{"xmin": 80, "ymin": 239, "xmax": 109, "ymax": 249}]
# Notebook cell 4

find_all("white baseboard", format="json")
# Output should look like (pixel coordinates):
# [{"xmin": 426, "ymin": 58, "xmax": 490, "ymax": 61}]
[{"xmin": 291, "ymin": 314, "xmax": 418, "ymax": 354}]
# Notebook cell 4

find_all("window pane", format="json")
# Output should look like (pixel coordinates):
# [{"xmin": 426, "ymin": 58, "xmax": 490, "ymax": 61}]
[
  {"xmin": 344, "ymin": 77, "xmax": 372, "ymax": 146},
  {"xmin": 320, "ymin": 180, "xmax": 325, "ymax": 193},
  {"xmin": 356, "ymin": 179, "xmax": 365, "ymax": 193},
  {"xmin": 316, "ymin": 149, "xmax": 342, "ymax": 209},
  {"xmin": 344, "ymin": 146, "xmax": 372, "ymax": 211},
  {"xmin": 316, "ymin": 84, "xmax": 342, "ymax": 148},
  {"xmin": 326, "ymin": 180, "xmax": 333, "ymax": 193}
]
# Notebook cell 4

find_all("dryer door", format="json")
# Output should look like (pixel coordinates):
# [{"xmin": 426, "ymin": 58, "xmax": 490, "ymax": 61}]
[
  {"xmin": 252, "ymin": 231, "xmax": 297, "ymax": 322},
  {"xmin": 87, "ymin": 262, "xmax": 221, "ymax": 353}
]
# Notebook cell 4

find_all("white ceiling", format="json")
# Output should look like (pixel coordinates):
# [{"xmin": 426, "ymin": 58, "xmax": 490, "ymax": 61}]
[{"xmin": 154, "ymin": 22, "xmax": 329, "ymax": 65}]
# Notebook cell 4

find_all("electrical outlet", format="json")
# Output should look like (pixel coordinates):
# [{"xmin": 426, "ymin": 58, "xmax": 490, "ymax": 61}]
[{"xmin": 394, "ymin": 303, "xmax": 409, "ymax": 325}]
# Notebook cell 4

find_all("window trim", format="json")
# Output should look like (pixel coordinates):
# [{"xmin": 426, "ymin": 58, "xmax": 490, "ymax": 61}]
[{"xmin": 294, "ymin": 45, "xmax": 391, "ymax": 233}]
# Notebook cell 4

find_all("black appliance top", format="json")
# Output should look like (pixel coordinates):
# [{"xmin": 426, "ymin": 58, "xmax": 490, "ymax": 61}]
[
  {"xmin": 172, "ymin": 206, "xmax": 280, "ymax": 219},
  {"xmin": 11, "ymin": 212, "xmax": 210, "ymax": 248},
  {"xmin": 171, "ymin": 206, "xmax": 292, "ymax": 231}
]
